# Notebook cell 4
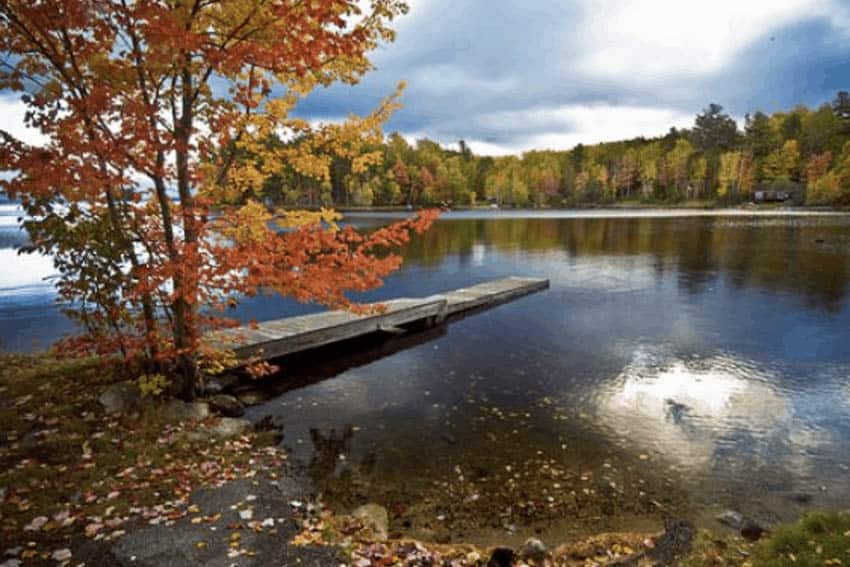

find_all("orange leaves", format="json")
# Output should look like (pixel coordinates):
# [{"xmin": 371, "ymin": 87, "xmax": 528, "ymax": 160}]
[
  {"xmin": 245, "ymin": 361, "xmax": 279, "ymax": 379},
  {"xmin": 207, "ymin": 208, "xmax": 437, "ymax": 315},
  {"xmin": 805, "ymin": 151, "xmax": 833, "ymax": 185},
  {"xmin": 1, "ymin": 0, "xmax": 419, "ymax": 384}
]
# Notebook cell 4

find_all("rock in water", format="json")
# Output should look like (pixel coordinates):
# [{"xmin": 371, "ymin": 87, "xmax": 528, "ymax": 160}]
[
  {"xmin": 162, "ymin": 400, "xmax": 210, "ymax": 422},
  {"xmin": 352, "ymin": 503, "xmax": 389, "ymax": 542},
  {"xmin": 98, "ymin": 382, "xmax": 142, "ymax": 414},
  {"xmin": 716, "ymin": 510, "xmax": 745, "ymax": 529},
  {"xmin": 518, "ymin": 537, "xmax": 548, "ymax": 561},
  {"xmin": 487, "ymin": 547, "xmax": 515, "ymax": 567},
  {"xmin": 236, "ymin": 389, "xmax": 273, "ymax": 406},
  {"xmin": 254, "ymin": 415, "xmax": 285, "ymax": 444},
  {"xmin": 789, "ymin": 492, "xmax": 812, "ymax": 504},
  {"xmin": 207, "ymin": 394, "xmax": 245, "ymax": 417}
]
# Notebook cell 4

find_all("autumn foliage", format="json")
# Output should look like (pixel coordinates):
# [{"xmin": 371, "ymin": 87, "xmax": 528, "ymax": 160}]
[{"xmin": 0, "ymin": 0, "xmax": 436, "ymax": 398}]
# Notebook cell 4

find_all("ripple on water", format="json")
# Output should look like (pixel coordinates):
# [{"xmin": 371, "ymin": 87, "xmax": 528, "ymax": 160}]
[{"xmin": 592, "ymin": 345, "xmax": 850, "ymax": 505}]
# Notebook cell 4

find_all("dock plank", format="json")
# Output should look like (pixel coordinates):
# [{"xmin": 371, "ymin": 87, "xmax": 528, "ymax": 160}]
[
  {"xmin": 438, "ymin": 276, "xmax": 550, "ymax": 315},
  {"xmin": 213, "ymin": 276, "xmax": 548, "ymax": 362}
]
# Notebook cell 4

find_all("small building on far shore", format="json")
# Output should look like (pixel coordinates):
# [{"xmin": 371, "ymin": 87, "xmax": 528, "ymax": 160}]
[{"xmin": 753, "ymin": 189, "xmax": 793, "ymax": 203}]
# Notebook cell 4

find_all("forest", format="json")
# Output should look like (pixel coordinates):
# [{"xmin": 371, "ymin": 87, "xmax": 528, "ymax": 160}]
[{"xmin": 267, "ymin": 92, "xmax": 850, "ymax": 208}]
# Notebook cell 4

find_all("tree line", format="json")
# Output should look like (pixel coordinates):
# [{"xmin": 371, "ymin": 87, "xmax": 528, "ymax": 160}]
[{"xmin": 267, "ymin": 92, "xmax": 850, "ymax": 208}]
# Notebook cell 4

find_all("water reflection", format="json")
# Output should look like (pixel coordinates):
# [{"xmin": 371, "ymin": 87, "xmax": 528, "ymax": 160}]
[
  {"xmin": 239, "ymin": 212, "xmax": 850, "ymax": 542},
  {"xmin": 5, "ymin": 208, "xmax": 850, "ymax": 538},
  {"xmin": 3, "ymin": 211, "xmax": 850, "ymax": 349},
  {"xmin": 595, "ymin": 348, "xmax": 790, "ymax": 469},
  {"xmin": 401, "ymin": 214, "xmax": 850, "ymax": 311}
]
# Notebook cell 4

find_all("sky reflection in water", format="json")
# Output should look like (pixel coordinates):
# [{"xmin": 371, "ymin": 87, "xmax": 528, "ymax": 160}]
[
  {"xmin": 3, "ymin": 209, "xmax": 850, "ymax": 536},
  {"xmin": 239, "ymin": 212, "xmax": 850, "ymax": 539}
]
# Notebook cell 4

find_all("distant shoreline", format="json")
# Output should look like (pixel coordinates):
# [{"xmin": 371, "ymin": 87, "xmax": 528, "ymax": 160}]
[{"xmin": 335, "ymin": 202, "xmax": 847, "ymax": 213}]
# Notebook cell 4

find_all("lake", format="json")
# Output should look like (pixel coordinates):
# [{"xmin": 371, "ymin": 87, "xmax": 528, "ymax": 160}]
[{"xmin": 3, "ymin": 207, "xmax": 850, "ymax": 544}]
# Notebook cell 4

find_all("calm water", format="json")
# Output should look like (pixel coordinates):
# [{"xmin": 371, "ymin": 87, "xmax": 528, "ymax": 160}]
[{"xmin": 4, "ymin": 206, "xmax": 850, "ymax": 542}]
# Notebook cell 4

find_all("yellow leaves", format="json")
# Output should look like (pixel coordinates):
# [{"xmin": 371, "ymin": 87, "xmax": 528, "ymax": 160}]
[
  {"xmin": 220, "ymin": 201, "xmax": 272, "ymax": 245},
  {"xmin": 138, "ymin": 373, "xmax": 169, "ymax": 397},
  {"xmin": 352, "ymin": 151, "xmax": 384, "ymax": 175},
  {"xmin": 281, "ymin": 149, "xmax": 332, "ymax": 181},
  {"xmin": 274, "ymin": 207, "xmax": 342, "ymax": 230},
  {"xmin": 206, "ymin": 80, "xmax": 405, "ymax": 204},
  {"xmin": 264, "ymin": 97, "xmax": 299, "ymax": 121},
  {"xmin": 228, "ymin": 163, "xmax": 267, "ymax": 198},
  {"xmin": 287, "ymin": 75, "xmax": 319, "ymax": 98},
  {"xmin": 199, "ymin": 349, "xmax": 239, "ymax": 377}
]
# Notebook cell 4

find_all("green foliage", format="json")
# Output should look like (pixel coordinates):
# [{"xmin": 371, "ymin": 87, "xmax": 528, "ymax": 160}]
[
  {"xmin": 263, "ymin": 92, "xmax": 850, "ymax": 209},
  {"xmin": 682, "ymin": 513, "xmax": 850, "ymax": 566},
  {"xmin": 752, "ymin": 512, "xmax": 850, "ymax": 566},
  {"xmin": 137, "ymin": 373, "xmax": 170, "ymax": 397},
  {"xmin": 692, "ymin": 103, "xmax": 740, "ymax": 152},
  {"xmin": 762, "ymin": 140, "xmax": 801, "ymax": 183}
]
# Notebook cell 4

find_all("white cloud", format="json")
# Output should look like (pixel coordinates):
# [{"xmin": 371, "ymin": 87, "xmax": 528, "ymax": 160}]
[
  {"xmin": 0, "ymin": 96, "xmax": 48, "ymax": 148},
  {"xmin": 573, "ymin": 0, "xmax": 838, "ymax": 82},
  {"xmin": 463, "ymin": 139, "xmax": 518, "ymax": 157},
  {"xmin": 0, "ymin": 246, "xmax": 56, "ymax": 292},
  {"xmin": 470, "ymin": 103, "xmax": 694, "ymax": 154}
]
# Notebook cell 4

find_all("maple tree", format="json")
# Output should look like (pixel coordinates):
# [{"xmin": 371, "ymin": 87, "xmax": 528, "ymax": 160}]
[{"xmin": 0, "ymin": 0, "xmax": 437, "ymax": 398}]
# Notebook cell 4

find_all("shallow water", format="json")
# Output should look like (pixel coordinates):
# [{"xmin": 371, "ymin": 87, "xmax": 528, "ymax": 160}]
[
  {"xmin": 247, "ymin": 211, "xmax": 850, "ymax": 543},
  {"xmin": 4, "ymin": 207, "xmax": 850, "ymax": 542}
]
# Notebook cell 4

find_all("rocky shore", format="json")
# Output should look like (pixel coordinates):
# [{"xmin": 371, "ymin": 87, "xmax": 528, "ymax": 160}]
[{"xmin": 3, "ymin": 355, "xmax": 846, "ymax": 566}]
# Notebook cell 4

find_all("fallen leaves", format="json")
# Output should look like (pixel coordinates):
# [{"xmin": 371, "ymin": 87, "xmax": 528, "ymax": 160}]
[
  {"xmin": 22, "ymin": 517, "xmax": 47, "ymax": 532},
  {"xmin": 0, "ymin": 355, "xmax": 288, "ymax": 556},
  {"xmin": 51, "ymin": 548, "xmax": 72, "ymax": 562}
]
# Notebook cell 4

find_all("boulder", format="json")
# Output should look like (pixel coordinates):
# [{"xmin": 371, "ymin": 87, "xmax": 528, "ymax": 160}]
[
  {"xmin": 208, "ymin": 417, "xmax": 252, "ymax": 439},
  {"xmin": 184, "ymin": 417, "xmax": 252, "ymax": 442},
  {"xmin": 162, "ymin": 400, "xmax": 210, "ymax": 423},
  {"xmin": 207, "ymin": 394, "xmax": 245, "ymax": 417},
  {"xmin": 352, "ymin": 503, "xmax": 389, "ymax": 541},
  {"xmin": 715, "ymin": 510, "xmax": 766, "ymax": 541},
  {"xmin": 203, "ymin": 373, "xmax": 240, "ymax": 395},
  {"xmin": 98, "ymin": 382, "xmax": 142, "ymax": 414},
  {"xmin": 236, "ymin": 389, "xmax": 273, "ymax": 406},
  {"xmin": 715, "ymin": 510, "xmax": 744, "ymax": 530},
  {"xmin": 518, "ymin": 537, "xmax": 548, "ymax": 561}
]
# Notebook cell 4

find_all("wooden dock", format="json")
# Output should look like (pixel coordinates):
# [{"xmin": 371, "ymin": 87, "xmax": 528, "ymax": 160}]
[{"xmin": 215, "ymin": 276, "xmax": 549, "ymax": 361}]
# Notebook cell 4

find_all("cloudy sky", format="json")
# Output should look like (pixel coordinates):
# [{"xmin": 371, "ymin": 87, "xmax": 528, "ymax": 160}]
[
  {"xmin": 295, "ymin": 0, "xmax": 850, "ymax": 155},
  {"xmin": 1, "ymin": 0, "xmax": 849, "ymax": 156}
]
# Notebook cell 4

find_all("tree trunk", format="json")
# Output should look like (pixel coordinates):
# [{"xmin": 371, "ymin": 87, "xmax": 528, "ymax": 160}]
[{"xmin": 171, "ymin": 62, "xmax": 200, "ymax": 400}]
